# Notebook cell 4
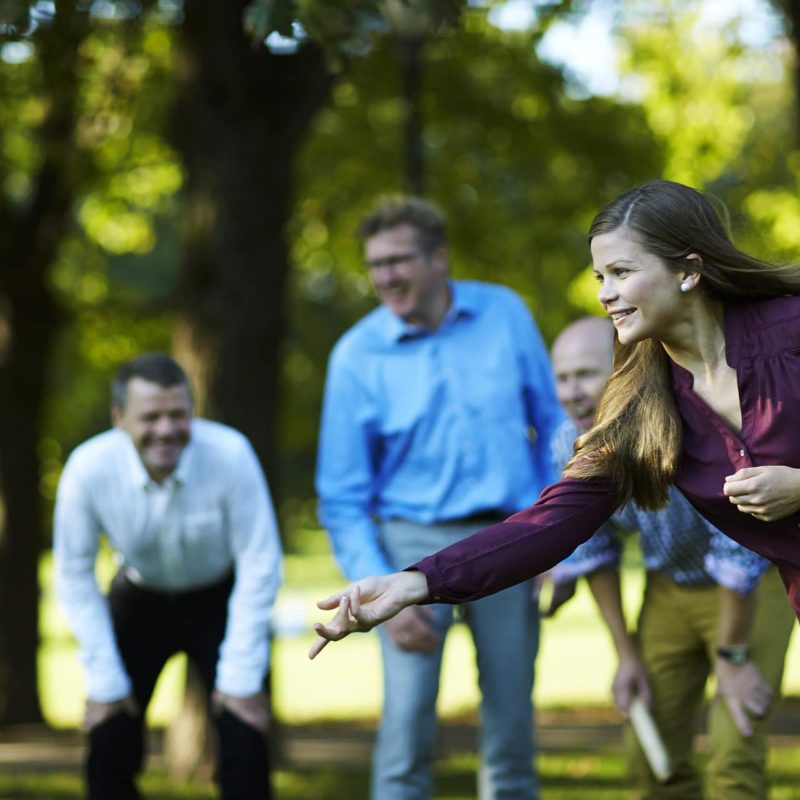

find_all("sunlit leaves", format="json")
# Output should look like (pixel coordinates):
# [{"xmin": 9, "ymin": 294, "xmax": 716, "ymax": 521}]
[
  {"xmin": 0, "ymin": 40, "xmax": 43, "ymax": 206},
  {"xmin": 67, "ymin": 22, "xmax": 182, "ymax": 259},
  {"xmin": 618, "ymin": 0, "xmax": 787, "ymax": 185},
  {"xmin": 745, "ymin": 182, "xmax": 800, "ymax": 256},
  {"xmin": 78, "ymin": 197, "xmax": 154, "ymax": 254},
  {"xmin": 566, "ymin": 265, "xmax": 600, "ymax": 316}
]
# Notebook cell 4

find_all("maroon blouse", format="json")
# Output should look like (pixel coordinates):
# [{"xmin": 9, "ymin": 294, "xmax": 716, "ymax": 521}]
[{"xmin": 414, "ymin": 296, "xmax": 800, "ymax": 620}]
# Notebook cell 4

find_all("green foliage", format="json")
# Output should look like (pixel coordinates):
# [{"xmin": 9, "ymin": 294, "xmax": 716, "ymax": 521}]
[
  {"xmin": 0, "ymin": 14, "xmax": 184, "ymax": 536},
  {"xmin": 618, "ymin": 0, "xmax": 787, "ymax": 186},
  {"xmin": 243, "ymin": 0, "xmax": 300, "ymax": 40},
  {"xmin": 244, "ymin": 0, "xmax": 464, "ymax": 57},
  {"xmin": 744, "ymin": 166, "xmax": 800, "ymax": 259},
  {"xmin": 0, "ymin": 0, "xmax": 29, "ymax": 30},
  {"xmin": 0, "ymin": 40, "xmax": 43, "ymax": 207}
]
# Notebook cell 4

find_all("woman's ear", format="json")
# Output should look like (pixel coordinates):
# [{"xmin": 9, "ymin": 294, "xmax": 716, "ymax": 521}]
[{"xmin": 681, "ymin": 252, "xmax": 703, "ymax": 287}]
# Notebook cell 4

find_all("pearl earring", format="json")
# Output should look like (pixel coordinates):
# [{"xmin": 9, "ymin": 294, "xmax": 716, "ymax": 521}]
[{"xmin": 680, "ymin": 281, "xmax": 692, "ymax": 293}]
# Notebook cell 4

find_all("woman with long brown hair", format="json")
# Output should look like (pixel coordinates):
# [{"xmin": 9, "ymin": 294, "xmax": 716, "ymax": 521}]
[{"xmin": 310, "ymin": 179, "xmax": 800, "ymax": 657}]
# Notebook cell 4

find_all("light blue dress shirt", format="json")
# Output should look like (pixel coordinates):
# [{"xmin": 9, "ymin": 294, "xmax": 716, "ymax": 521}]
[
  {"xmin": 550, "ymin": 419, "xmax": 769, "ymax": 594},
  {"xmin": 316, "ymin": 280, "xmax": 565, "ymax": 581},
  {"xmin": 54, "ymin": 419, "xmax": 283, "ymax": 702}
]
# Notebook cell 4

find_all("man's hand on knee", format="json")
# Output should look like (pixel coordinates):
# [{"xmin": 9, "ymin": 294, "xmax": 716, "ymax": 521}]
[
  {"xmin": 84, "ymin": 695, "xmax": 139, "ymax": 733},
  {"xmin": 212, "ymin": 689, "xmax": 270, "ymax": 734}
]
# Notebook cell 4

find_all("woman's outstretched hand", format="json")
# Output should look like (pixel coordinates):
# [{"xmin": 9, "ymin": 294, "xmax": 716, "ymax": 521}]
[{"xmin": 308, "ymin": 570, "xmax": 430, "ymax": 659}]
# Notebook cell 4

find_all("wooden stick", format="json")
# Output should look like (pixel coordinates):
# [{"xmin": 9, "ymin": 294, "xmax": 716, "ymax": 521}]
[{"xmin": 628, "ymin": 696, "xmax": 672, "ymax": 783}]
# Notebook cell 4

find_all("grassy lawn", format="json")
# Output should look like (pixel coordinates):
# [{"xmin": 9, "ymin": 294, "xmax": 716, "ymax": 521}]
[
  {"xmin": 0, "ymin": 754, "xmax": 627, "ymax": 799},
  {"xmin": 3, "ymin": 749, "xmax": 800, "ymax": 799}
]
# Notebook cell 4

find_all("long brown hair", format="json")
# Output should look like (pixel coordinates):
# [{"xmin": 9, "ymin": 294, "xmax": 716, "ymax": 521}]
[{"xmin": 564, "ymin": 180, "xmax": 800, "ymax": 509}]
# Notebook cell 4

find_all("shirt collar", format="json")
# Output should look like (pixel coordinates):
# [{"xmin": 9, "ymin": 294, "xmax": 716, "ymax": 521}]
[
  {"xmin": 118, "ymin": 426, "xmax": 194, "ymax": 491},
  {"xmin": 721, "ymin": 301, "xmax": 744, "ymax": 367},
  {"xmin": 385, "ymin": 281, "xmax": 478, "ymax": 343}
]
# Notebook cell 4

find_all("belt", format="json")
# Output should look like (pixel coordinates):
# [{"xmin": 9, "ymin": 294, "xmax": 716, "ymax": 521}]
[
  {"xmin": 121, "ymin": 567, "xmax": 234, "ymax": 596},
  {"xmin": 437, "ymin": 511, "xmax": 506, "ymax": 526}
]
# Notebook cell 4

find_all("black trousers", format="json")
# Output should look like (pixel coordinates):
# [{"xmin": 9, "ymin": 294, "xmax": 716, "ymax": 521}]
[{"xmin": 86, "ymin": 571, "xmax": 272, "ymax": 800}]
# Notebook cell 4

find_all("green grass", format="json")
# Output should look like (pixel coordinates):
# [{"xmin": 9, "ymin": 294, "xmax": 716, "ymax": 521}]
[{"xmin": 3, "ymin": 748, "xmax": 800, "ymax": 799}]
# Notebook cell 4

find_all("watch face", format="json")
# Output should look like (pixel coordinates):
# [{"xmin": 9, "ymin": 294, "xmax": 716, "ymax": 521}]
[{"xmin": 716, "ymin": 645, "xmax": 749, "ymax": 665}]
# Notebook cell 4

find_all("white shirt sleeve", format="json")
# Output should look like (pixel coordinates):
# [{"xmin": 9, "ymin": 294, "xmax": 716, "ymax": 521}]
[
  {"xmin": 214, "ymin": 437, "xmax": 283, "ymax": 696},
  {"xmin": 53, "ymin": 453, "xmax": 132, "ymax": 702}
]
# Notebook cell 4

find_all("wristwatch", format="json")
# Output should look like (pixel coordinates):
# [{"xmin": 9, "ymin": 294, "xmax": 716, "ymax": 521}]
[{"xmin": 715, "ymin": 644, "xmax": 750, "ymax": 665}]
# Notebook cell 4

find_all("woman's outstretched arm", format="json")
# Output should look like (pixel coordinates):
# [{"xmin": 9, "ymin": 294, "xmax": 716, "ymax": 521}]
[
  {"xmin": 310, "ymin": 478, "xmax": 621, "ymax": 658},
  {"xmin": 308, "ymin": 571, "xmax": 429, "ymax": 659}
]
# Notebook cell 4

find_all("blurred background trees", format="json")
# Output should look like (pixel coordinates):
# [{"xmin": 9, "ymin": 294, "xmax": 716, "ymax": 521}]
[{"xmin": 0, "ymin": 0, "xmax": 797, "ymax": 733}]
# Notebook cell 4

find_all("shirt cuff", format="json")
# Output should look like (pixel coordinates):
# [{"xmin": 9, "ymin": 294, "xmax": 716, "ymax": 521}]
[
  {"xmin": 86, "ymin": 669, "xmax": 133, "ymax": 703},
  {"xmin": 215, "ymin": 651, "xmax": 270, "ymax": 697}
]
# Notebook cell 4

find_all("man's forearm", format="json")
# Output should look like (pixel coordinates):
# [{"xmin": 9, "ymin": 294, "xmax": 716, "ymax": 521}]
[
  {"xmin": 587, "ymin": 568, "xmax": 637, "ymax": 658},
  {"xmin": 717, "ymin": 585, "xmax": 756, "ymax": 647}
]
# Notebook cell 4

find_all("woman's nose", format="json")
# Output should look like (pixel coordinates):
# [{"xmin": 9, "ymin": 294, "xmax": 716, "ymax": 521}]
[{"xmin": 597, "ymin": 278, "xmax": 616, "ymax": 305}]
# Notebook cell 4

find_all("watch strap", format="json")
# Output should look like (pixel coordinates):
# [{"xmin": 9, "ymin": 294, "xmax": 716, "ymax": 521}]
[{"xmin": 715, "ymin": 644, "xmax": 749, "ymax": 665}]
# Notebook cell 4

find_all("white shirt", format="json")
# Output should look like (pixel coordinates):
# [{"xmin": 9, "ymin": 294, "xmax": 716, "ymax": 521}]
[{"xmin": 54, "ymin": 418, "xmax": 283, "ymax": 702}]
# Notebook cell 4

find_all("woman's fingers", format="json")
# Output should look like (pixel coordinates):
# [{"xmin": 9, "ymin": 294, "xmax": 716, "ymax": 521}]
[
  {"xmin": 317, "ymin": 591, "xmax": 347, "ymax": 610},
  {"xmin": 308, "ymin": 633, "xmax": 331, "ymax": 660},
  {"xmin": 308, "ymin": 595, "xmax": 371, "ymax": 659},
  {"xmin": 349, "ymin": 585, "xmax": 362, "ymax": 617}
]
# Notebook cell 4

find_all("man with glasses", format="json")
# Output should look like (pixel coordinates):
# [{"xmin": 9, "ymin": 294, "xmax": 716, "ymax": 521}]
[{"xmin": 316, "ymin": 196, "xmax": 564, "ymax": 800}]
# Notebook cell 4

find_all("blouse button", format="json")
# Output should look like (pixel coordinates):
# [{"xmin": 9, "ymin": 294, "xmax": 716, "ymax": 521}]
[{"xmin": 739, "ymin": 449, "xmax": 745, "ymax": 457}]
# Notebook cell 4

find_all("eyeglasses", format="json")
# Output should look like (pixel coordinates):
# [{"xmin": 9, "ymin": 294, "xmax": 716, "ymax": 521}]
[{"xmin": 365, "ymin": 251, "xmax": 422, "ymax": 271}]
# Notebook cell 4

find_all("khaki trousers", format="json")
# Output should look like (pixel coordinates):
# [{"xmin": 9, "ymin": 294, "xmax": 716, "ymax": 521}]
[{"xmin": 626, "ymin": 567, "xmax": 795, "ymax": 800}]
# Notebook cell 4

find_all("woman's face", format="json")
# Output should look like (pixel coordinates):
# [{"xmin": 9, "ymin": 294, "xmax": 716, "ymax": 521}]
[{"xmin": 591, "ymin": 227, "xmax": 695, "ymax": 346}]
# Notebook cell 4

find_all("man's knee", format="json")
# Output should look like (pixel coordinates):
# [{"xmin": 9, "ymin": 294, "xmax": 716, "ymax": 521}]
[
  {"xmin": 705, "ymin": 722, "xmax": 767, "ymax": 800},
  {"xmin": 215, "ymin": 709, "xmax": 272, "ymax": 800},
  {"xmin": 86, "ymin": 711, "xmax": 144, "ymax": 800}
]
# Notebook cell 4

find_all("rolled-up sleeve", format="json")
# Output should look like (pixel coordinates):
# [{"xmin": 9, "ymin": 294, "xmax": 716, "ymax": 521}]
[{"xmin": 704, "ymin": 524, "xmax": 770, "ymax": 596}]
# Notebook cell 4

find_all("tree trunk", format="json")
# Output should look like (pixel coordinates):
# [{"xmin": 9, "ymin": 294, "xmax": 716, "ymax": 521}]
[
  {"xmin": 165, "ymin": 0, "xmax": 333, "ymax": 773},
  {"xmin": 0, "ymin": 294, "xmax": 56, "ymax": 724},
  {"xmin": 0, "ymin": 6, "xmax": 85, "ymax": 725}
]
